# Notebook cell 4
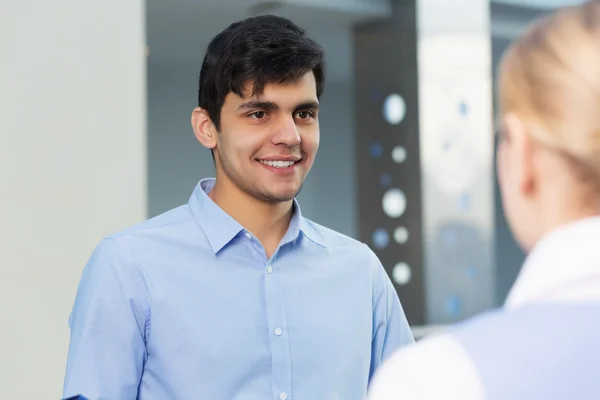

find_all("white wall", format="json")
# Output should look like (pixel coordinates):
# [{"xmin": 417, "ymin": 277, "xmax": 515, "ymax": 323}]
[{"xmin": 0, "ymin": 1, "xmax": 147, "ymax": 398}]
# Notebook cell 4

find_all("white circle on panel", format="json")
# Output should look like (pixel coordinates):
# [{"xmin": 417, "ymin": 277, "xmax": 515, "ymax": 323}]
[
  {"xmin": 391, "ymin": 146, "xmax": 407, "ymax": 163},
  {"xmin": 383, "ymin": 94, "xmax": 406, "ymax": 125},
  {"xmin": 382, "ymin": 188, "xmax": 407, "ymax": 218},
  {"xmin": 394, "ymin": 226, "xmax": 409, "ymax": 244},
  {"xmin": 392, "ymin": 262, "xmax": 412, "ymax": 285},
  {"xmin": 418, "ymin": 75, "xmax": 493, "ymax": 195}
]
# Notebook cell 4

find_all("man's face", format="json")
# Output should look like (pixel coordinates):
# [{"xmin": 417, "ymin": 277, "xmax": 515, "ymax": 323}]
[{"xmin": 213, "ymin": 72, "xmax": 320, "ymax": 203}]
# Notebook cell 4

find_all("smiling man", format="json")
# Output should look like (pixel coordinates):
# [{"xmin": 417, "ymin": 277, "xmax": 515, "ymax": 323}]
[{"xmin": 62, "ymin": 15, "xmax": 414, "ymax": 400}]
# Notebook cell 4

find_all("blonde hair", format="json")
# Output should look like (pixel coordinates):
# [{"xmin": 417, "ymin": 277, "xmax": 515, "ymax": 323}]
[{"xmin": 499, "ymin": 0, "xmax": 600, "ymax": 182}]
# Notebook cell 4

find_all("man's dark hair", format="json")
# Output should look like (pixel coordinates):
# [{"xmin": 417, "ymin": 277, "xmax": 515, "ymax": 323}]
[{"xmin": 197, "ymin": 15, "xmax": 326, "ymax": 131}]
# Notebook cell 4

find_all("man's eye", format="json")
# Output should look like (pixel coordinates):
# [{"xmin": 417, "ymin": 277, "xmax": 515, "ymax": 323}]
[
  {"xmin": 250, "ymin": 111, "xmax": 266, "ymax": 119},
  {"xmin": 295, "ymin": 111, "xmax": 314, "ymax": 119}
]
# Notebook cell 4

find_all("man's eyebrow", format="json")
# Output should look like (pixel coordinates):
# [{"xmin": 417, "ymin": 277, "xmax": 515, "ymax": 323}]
[
  {"xmin": 295, "ymin": 101, "xmax": 319, "ymax": 111},
  {"xmin": 236, "ymin": 101, "xmax": 278, "ymax": 111}
]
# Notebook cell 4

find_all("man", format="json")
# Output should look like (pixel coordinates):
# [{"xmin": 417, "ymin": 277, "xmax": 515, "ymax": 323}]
[{"xmin": 63, "ymin": 15, "xmax": 413, "ymax": 400}]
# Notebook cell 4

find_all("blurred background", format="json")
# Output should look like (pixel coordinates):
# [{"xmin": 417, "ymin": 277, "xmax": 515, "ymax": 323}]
[{"xmin": 0, "ymin": 0, "xmax": 583, "ymax": 397}]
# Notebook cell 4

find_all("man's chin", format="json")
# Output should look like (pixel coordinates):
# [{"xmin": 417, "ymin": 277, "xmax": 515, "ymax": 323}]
[
  {"xmin": 259, "ymin": 192, "xmax": 297, "ymax": 203},
  {"xmin": 257, "ymin": 184, "xmax": 303, "ymax": 203}
]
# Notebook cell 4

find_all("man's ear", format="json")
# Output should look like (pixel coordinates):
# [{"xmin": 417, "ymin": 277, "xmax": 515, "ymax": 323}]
[{"xmin": 191, "ymin": 107, "xmax": 217, "ymax": 150}]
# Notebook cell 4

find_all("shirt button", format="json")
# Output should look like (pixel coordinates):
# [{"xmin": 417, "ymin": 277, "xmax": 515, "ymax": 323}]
[
  {"xmin": 245, "ymin": 232, "xmax": 252, "ymax": 239},
  {"xmin": 266, "ymin": 265, "xmax": 273, "ymax": 274},
  {"xmin": 279, "ymin": 393, "xmax": 288, "ymax": 400},
  {"xmin": 274, "ymin": 328, "xmax": 282, "ymax": 336}
]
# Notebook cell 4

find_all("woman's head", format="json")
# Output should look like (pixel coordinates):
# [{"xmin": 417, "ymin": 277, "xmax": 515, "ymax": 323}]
[{"xmin": 497, "ymin": 0, "xmax": 600, "ymax": 251}]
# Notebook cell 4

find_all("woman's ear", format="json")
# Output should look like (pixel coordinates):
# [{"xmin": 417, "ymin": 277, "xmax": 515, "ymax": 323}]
[
  {"xmin": 191, "ymin": 107, "xmax": 217, "ymax": 150},
  {"xmin": 504, "ymin": 113, "xmax": 535, "ymax": 195}
]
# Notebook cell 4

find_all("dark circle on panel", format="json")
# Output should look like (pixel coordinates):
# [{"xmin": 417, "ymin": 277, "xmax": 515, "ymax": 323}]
[
  {"xmin": 371, "ymin": 89, "xmax": 383, "ymax": 102},
  {"xmin": 370, "ymin": 142, "xmax": 383, "ymax": 158},
  {"xmin": 372, "ymin": 228, "xmax": 389, "ymax": 250},
  {"xmin": 380, "ymin": 173, "xmax": 392, "ymax": 187}
]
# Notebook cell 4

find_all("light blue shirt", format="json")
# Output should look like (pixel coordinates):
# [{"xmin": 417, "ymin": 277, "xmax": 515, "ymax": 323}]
[{"xmin": 63, "ymin": 178, "xmax": 414, "ymax": 400}]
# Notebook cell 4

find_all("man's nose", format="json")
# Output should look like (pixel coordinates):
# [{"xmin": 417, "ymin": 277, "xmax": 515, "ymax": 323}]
[{"xmin": 273, "ymin": 116, "xmax": 301, "ymax": 147}]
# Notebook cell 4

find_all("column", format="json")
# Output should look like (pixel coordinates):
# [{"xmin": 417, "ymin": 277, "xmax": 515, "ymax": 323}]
[{"xmin": 353, "ymin": 0, "xmax": 494, "ymax": 326}]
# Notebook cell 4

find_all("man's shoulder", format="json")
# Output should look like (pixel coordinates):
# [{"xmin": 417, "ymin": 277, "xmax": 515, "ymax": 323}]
[
  {"xmin": 80, "ymin": 204, "xmax": 199, "ymax": 287},
  {"xmin": 301, "ymin": 218, "xmax": 382, "ymax": 266},
  {"xmin": 302, "ymin": 218, "xmax": 369, "ymax": 251},
  {"xmin": 105, "ymin": 203, "xmax": 196, "ymax": 245}
]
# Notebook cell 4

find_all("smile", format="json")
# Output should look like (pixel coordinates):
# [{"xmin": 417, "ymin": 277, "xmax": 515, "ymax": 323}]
[{"xmin": 258, "ymin": 159, "xmax": 299, "ymax": 168}]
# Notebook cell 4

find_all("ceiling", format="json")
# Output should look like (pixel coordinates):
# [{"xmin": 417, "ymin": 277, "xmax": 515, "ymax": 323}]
[
  {"xmin": 146, "ymin": 0, "xmax": 586, "ymax": 82},
  {"xmin": 146, "ymin": 0, "xmax": 389, "ymax": 82},
  {"xmin": 493, "ymin": 0, "xmax": 584, "ymax": 8}
]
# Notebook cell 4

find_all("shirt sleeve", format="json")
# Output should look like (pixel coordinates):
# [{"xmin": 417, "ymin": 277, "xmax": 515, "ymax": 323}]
[
  {"xmin": 63, "ymin": 238, "xmax": 150, "ymax": 400},
  {"xmin": 368, "ymin": 248, "xmax": 415, "ymax": 381},
  {"xmin": 367, "ymin": 333, "xmax": 486, "ymax": 400}
]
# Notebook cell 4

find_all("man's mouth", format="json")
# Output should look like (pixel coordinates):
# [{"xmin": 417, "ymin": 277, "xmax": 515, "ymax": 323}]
[{"xmin": 258, "ymin": 159, "xmax": 300, "ymax": 169}]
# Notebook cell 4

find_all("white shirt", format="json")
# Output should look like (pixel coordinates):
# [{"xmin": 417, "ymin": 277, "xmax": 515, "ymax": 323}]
[{"xmin": 367, "ymin": 216, "xmax": 600, "ymax": 400}]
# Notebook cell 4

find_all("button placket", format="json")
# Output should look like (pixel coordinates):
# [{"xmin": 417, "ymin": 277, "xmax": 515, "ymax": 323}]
[{"xmin": 263, "ymin": 253, "xmax": 292, "ymax": 400}]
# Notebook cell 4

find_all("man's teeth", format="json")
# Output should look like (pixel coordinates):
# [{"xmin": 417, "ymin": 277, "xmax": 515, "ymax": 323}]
[{"xmin": 259, "ymin": 160, "xmax": 297, "ymax": 168}]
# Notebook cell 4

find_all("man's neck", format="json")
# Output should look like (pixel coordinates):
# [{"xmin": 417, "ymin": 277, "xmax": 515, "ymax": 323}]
[{"xmin": 208, "ymin": 178, "xmax": 294, "ymax": 257}]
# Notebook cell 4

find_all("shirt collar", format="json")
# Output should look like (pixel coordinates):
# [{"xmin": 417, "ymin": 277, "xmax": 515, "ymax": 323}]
[
  {"xmin": 188, "ymin": 178, "xmax": 326, "ymax": 254},
  {"xmin": 504, "ymin": 216, "xmax": 600, "ymax": 309}
]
